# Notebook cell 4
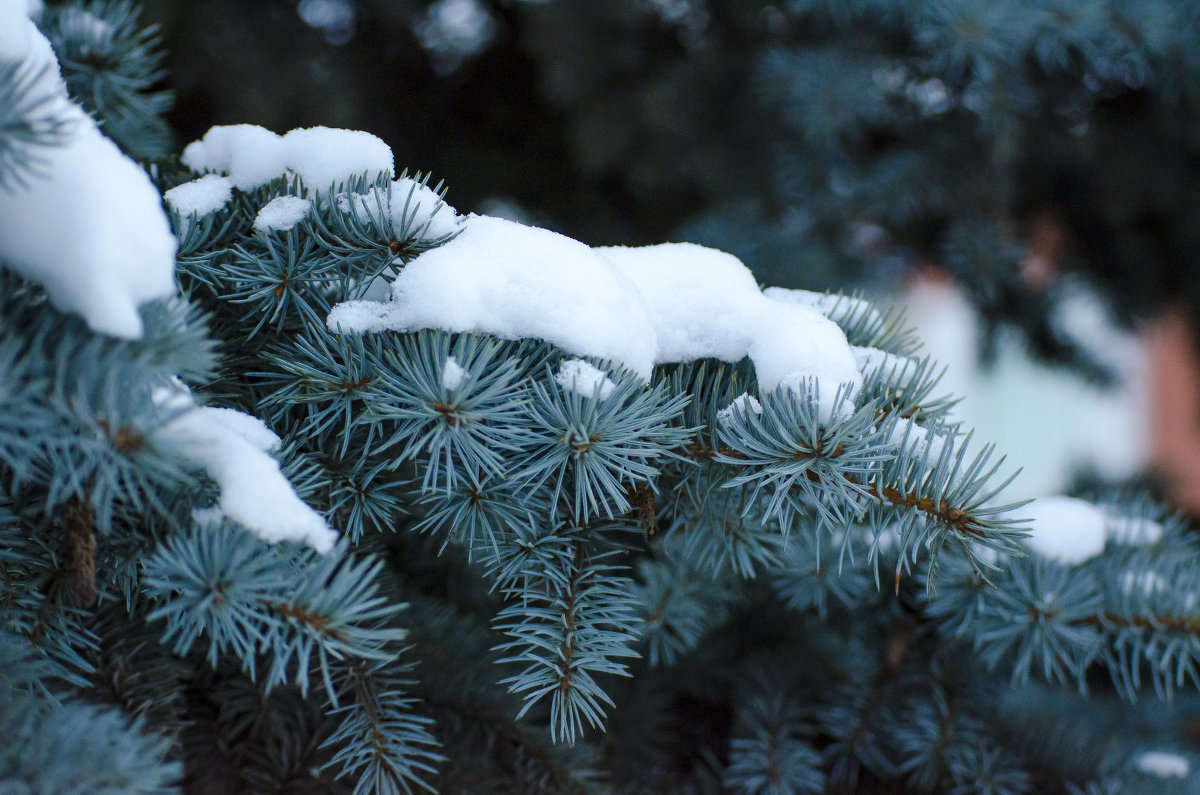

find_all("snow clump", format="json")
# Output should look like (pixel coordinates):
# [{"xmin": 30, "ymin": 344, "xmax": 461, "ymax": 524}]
[
  {"xmin": 182, "ymin": 124, "xmax": 394, "ymax": 191},
  {"xmin": 0, "ymin": 11, "xmax": 176, "ymax": 338},
  {"xmin": 336, "ymin": 176, "xmax": 460, "ymax": 239},
  {"xmin": 1134, "ymin": 751, "xmax": 1190, "ymax": 778},
  {"xmin": 441, "ymin": 356, "xmax": 467, "ymax": 390},
  {"xmin": 152, "ymin": 388, "xmax": 336, "ymax": 553},
  {"xmin": 328, "ymin": 215, "xmax": 862, "ymax": 421},
  {"xmin": 254, "ymin": 195, "xmax": 313, "ymax": 233},
  {"xmin": 556, "ymin": 359, "xmax": 616, "ymax": 400},
  {"xmin": 1019, "ymin": 496, "xmax": 1107, "ymax": 565},
  {"xmin": 717, "ymin": 393, "xmax": 764, "ymax": 425},
  {"xmin": 165, "ymin": 174, "xmax": 233, "ymax": 218}
]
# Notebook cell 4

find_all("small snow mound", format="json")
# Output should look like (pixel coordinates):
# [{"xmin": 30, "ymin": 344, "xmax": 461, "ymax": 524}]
[
  {"xmin": 764, "ymin": 288, "xmax": 883, "ymax": 329},
  {"xmin": 197, "ymin": 406, "xmax": 281, "ymax": 452},
  {"xmin": 1135, "ymin": 751, "xmax": 1190, "ymax": 778},
  {"xmin": 1019, "ymin": 496, "xmax": 1107, "ymax": 565},
  {"xmin": 182, "ymin": 124, "xmax": 394, "ymax": 192},
  {"xmin": 717, "ymin": 392, "xmax": 763, "ymax": 425},
  {"xmin": 556, "ymin": 359, "xmax": 616, "ymax": 400},
  {"xmin": 254, "ymin": 195, "xmax": 312, "ymax": 233},
  {"xmin": 153, "ymin": 394, "xmax": 335, "ymax": 553},
  {"xmin": 165, "ymin": 174, "xmax": 233, "ymax": 217},
  {"xmin": 442, "ymin": 356, "xmax": 467, "ymax": 390},
  {"xmin": 393, "ymin": 177, "xmax": 460, "ymax": 238},
  {"xmin": 853, "ymin": 346, "xmax": 916, "ymax": 384}
]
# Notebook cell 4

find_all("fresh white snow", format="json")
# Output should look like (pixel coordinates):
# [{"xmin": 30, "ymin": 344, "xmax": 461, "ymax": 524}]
[
  {"xmin": 328, "ymin": 215, "xmax": 862, "ymax": 421},
  {"xmin": 1134, "ymin": 751, "xmax": 1190, "ymax": 778},
  {"xmin": 336, "ymin": 176, "xmax": 460, "ymax": 239},
  {"xmin": 764, "ymin": 287, "xmax": 883, "ymax": 329},
  {"xmin": 555, "ymin": 359, "xmax": 616, "ymax": 400},
  {"xmin": 165, "ymin": 174, "xmax": 233, "ymax": 218},
  {"xmin": 885, "ymin": 417, "xmax": 948, "ymax": 465},
  {"xmin": 716, "ymin": 392, "xmax": 764, "ymax": 425},
  {"xmin": 441, "ymin": 355, "xmax": 467, "ymax": 390},
  {"xmin": 1018, "ymin": 496, "xmax": 1107, "ymax": 565},
  {"xmin": 254, "ymin": 195, "xmax": 312, "ymax": 233},
  {"xmin": 181, "ymin": 124, "xmax": 394, "ymax": 192},
  {"xmin": 392, "ymin": 177, "xmax": 460, "ymax": 238},
  {"xmin": 852, "ymin": 346, "xmax": 916, "ymax": 383},
  {"xmin": 153, "ymin": 394, "xmax": 336, "ymax": 553},
  {"xmin": 0, "ymin": 14, "xmax": 177, "ymax": 338}
]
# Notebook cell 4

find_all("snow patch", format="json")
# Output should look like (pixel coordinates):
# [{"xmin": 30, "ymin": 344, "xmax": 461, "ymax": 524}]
[
  {"xmin": 441, "ymin": 356, "xmax": 467, "ymax": 390},
  {"xmin": 886, "ymin": 418, "xmax": 948, "ymax": 465},
  {"xmin": 1135, "ymin": 751, "xmax": 1190, "ymax": 778},
  {"xmin": 181, "ymin": 124, "xmax": 393, "ymax": 192},
  {"xmin": 165, "ymin": 174, "xmax": 233, "ymax": 218},
  {"xmin": 556, "ymin": 359, "xmax": 616, "ymax": 400},
  {"xmin": 0, "ymin": 18, "xmax": 176, "ymax": 339},
  {"xmin": 336, "ymin": 177, "xmax": 460, "ymax": 239},
  {"xmin": 853, "ymin": 346, "xmax": 917, "ymax": 385},
  {"xmin": 717, "ymin": 392, "xmax": 763, "ymax": 425},
  {"xmin": 1105, "ymin": 514, "xmax": 1163, "ymax": 546},
  {"xmin": 328, "ymin": 215, "xmax": 862, "ymax": 421},
  {"xmin": 153, "ymin": 393, "xmax": 335, "ymax": 553},
  {"xmin": 1019, "ymin": 496, "xmax": 1107, "ymax": 565},
  {"xmin": 764, "ymin": 288, "xmax": 883, "ymax": 330},
  {"xmin": 254, "ymin": 195, "xmax": 312, "ymax": 233}
]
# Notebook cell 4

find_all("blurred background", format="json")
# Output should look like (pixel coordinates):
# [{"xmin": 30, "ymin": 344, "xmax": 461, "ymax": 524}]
[{"xmin": 133, "ymin": 0, "xmax": 1200, "ymax": 511}]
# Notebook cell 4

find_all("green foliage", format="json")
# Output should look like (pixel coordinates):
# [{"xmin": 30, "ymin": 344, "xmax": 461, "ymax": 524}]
[{"xmin": 5, "ymin": 2, "xmax": 1200, "ymax": 793}]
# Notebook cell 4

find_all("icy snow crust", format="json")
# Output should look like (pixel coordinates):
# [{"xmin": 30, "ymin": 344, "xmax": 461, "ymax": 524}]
[
  {"xmin": 182, "ymin": 124, "xmax": 394, "ymax": 192},
  {"xmin": 329, "ymin": 215, "xmax": 862, "ymax": 420},
  {"xmin": 0, "ymin": 17, "xmax": 176, "ymax": 339}
]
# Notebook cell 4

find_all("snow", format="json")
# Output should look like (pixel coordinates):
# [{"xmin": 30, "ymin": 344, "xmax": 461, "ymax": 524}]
[
  {"xmin": 1105, "ymin": 514, "xmax": 1164, "ymax": 546},
  {"xmin": 336, "ymin": 177, "xmax": 460, "ymax": 239},
  {"xmin": 181, "ymin": 124, "xmax": 393, "ymax": 192},
  {"xmin": 328, "ymin": 215, "xmax": 863, "ymax": 421},
  {"xmin": 58, "ymin": 7, "xmax": 112, "ymax": 41},
  {"xmin": 1134, "ymin": 751, "xmax": 1190, "ymax": 778},
  {"xmin": 1018, "ymin": 496, "xmax": 1107, "ymax": 565},
  {"xmin": 164, "ymin": 174, "xmax": 233, "ymax": 218},
  {"xmin": 329, "ymin": 214, "xmax": 659, "ymax": 375},
  {"xmin": 254, "ymin": 195, "xmax": 312, "ymax": 233},
  {"xmin": 153, "ymin": 394, "xmax": 336, "ymax": 553},
  {"xmin": 393, "ymin": 177, "xmax": 460, "ymax": 238},
  {"xmin": 764, "ymin": 288, "xmax": 883, "ymax": 329},
  {"xmin": 0, "ymin": 16, "xmax": 176, "ymax": 339},
  {"xmin": 885, "ymin": 418, "xmax": 948, "ymax": 465},
  {"xmin": 441, "ymin": 356, "xmax": 467, "ymax": 390},
  {"xmin": 556, "ymin": 359, "xmax": 616, "ymax": 400},
  {"xmin": 716, "ymin": 392, "xmax": 763, "ymax": 425},
  {"xmin": 853, "ymin": 346, "xmax": 916, "ymax": 384}
]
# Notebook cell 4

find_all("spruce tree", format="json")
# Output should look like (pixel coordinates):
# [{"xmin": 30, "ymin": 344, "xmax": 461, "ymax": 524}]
[{"xmin": 1, "ymin": 2, "xmax": 1198, "ymax": 794}]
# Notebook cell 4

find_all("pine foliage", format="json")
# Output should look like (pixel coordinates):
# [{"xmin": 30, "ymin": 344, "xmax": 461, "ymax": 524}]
[{"xmin": 1, "ymin": 2, "xmax": 1200, "ymax": 793}]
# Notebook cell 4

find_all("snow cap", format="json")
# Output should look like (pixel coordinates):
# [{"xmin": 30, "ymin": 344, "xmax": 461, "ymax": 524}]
[
  {"xmin": 329, "ymin": 214, "xmax": 862, "ymax": 421},
  {"xmin": 1019, "ymin": 495, "xmax": 1108, "ymax": 565}
]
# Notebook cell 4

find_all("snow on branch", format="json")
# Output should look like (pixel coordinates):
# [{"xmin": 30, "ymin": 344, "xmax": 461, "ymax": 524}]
[
  {"xmin": 328, "ymin": 214, "xmax": 862, "ymax": 421},
  {"xmin": 152, "ymin": 388, "xmax": 336, "ymax": 553},
  {"xmin": 0, "ymin": 5, "xmax": 176, "ymax": 338}
]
